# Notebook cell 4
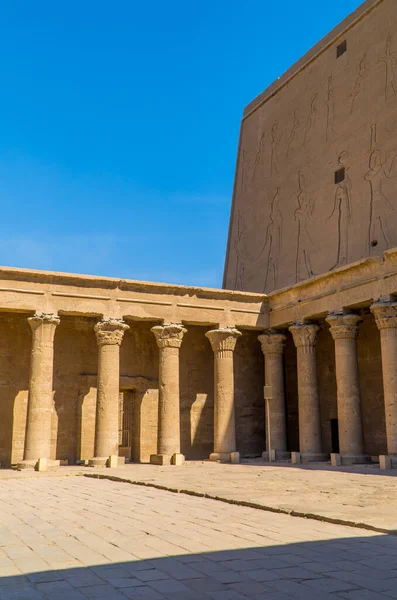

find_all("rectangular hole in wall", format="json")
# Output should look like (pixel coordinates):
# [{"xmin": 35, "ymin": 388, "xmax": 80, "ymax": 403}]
[
  {"xmin": 334, "ymin": 167, "xmax": 345, "ymax": 184},
  {"xmin": 337, "ymin": 40, "xmax": 347, "ymax": 58}
]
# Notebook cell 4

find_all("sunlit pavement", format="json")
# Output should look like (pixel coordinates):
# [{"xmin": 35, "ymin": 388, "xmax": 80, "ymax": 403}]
[{"xmin": 0, "ymin": 476, "xmax": 397, "ymax": 599}]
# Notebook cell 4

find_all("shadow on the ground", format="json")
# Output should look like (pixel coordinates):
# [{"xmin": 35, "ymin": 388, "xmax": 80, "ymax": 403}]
[
  {"xmin": 1, "ymin": 534, "xmax": 397, "ymax": 599},
  {"xmin": 240, "ymin": 458, "xmax": 397, "ymax": 478}
]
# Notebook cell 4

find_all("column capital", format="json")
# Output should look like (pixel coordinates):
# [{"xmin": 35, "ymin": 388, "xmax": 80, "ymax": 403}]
[
  {"xmin": 28, "ymin": 312, "xmax": 60, "ymax": 331},
  {"xmin": 151, "ymin": 323, "xmax": 187, "ymax": 349},
  {"xmin": 258, "ymin": 330, "xmax": 287, "ymax": 355},
  {"xmin": 95, "ymin": 318, "xmax": 129, "ymax": 346},
  {"xmin": 289, "ymin": 322, "xmax": 319, "ymax": 347},
  {"xmin": 371, "ymin": 301, "xmax": 397, "ymax": 330},
  {"xmin": 326, "ymin": 313, "xmax": 361, "ymax": 340},
  {"xmin": 206, "ymin": 328, "xmax": 241, "ymax": 353}
]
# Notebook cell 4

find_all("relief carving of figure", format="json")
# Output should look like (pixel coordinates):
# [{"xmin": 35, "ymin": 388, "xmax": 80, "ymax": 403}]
[
  {"xmin": 328, "ymin": 152, "xmax": 352, "ymax": 269},
  {"xmin": 252, "ymin": 130, "xmax": 266, "ymax": 182},
  {"xmin": 379, "ymin": 35, "xmax": 397, "ymax": 102},
  {"xmin": 234, "ymin": 210, "xmax": 250, "ymax": 289},
  {"xmin": 303, "ymin": 93, "xmax": 318, "ymax": 145},
  {"xmin": 270, "ymin": 122, "xmax": 281, "ymax": 176},
  {"xmin": 365, "ymin": 124, "xmax": 397, "ymax": 253},
  {"xmin": 350, "ymin": 53, "xmax": 368, "ymax": 114},
  {"xmin": 287, "ymin": 110, "xmax": 300, "ymax": 157},
  {"xmin": 295, "ymin": 172, "xmax": 314, "ymax": 282},
  {"xmin": 326, "ymin": 76, "xmax": 336, "ymax": 142},
  {"xmin": 261, "ymin": 188, "xmax": 283, "ymax": 292}
]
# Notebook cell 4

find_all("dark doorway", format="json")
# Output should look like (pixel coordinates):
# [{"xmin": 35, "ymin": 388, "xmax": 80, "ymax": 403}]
[
  {"xmin": 330, "ymin": 418, "xmax": 339, "ymax": 454},
  {"xmin": 119, "ymin": 390, "xmax": 134, "ymax": 461}
]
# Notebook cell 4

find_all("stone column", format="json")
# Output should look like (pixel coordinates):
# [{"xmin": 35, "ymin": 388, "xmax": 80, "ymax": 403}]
[
  {"xmin": 258, "ymin": 330, "xmax": 289, "ymax": 460},
  {"xmin": 150, "ymin": 324, "xmax": 187, "ymax": 466},
  {"xmin": 326, "ymin": 313, "xmax": 367, "ymax": 464},
  {"xmin": 371, "ymin": 301, "xmax": 397, "ymax": 462},
  {"xmin": 289, "ymin": 322, "xmax": 326, "ymax": 462},
  {"xmin": 19, "ymin": 312, "xmax": 60, "ymax": 470},
  {"xmin": 206, "ymin": 328, "xmax": 241, "ymax": 463},
  {"xmin": 90, "ymin": 318, "xmax": 129, "ymax": 467}
]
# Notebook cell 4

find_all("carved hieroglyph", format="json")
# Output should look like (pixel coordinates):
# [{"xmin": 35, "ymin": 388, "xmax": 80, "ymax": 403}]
[{"xmin": 224, "ymin": 0, "xmax": 397, "ymax": 294}]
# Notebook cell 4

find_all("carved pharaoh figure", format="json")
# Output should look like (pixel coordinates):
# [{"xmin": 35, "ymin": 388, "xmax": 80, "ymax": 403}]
[
  {"xmin": 365, "ymin": 124, "xmax": 397, "ymax": 254},
  {"xmin": 350, "ymin": 53, "xmax": 368, "ymax": 114},
  {"xmin": 262, "ymin": 188, "xmax": 283, "ymax": 292},
  {"xmin": 328, "ymin": 151, "xmax": 352, "ymax": 269},
  {"xmin": 326, "ymin": 75, "xmax": 336, "ymax": 142},
  {"xmin": 295, "ymin": 172, "xmax": 314, "ymax": 282},
  {"xmin": 379, "ymin": 35, "xmax": 397, "ymax": 102}
]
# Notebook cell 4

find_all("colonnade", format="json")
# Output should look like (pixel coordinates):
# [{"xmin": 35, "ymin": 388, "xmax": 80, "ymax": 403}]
[{"xmin": 16, "ymin": 300, "xmax": 397, "ymax": 470}]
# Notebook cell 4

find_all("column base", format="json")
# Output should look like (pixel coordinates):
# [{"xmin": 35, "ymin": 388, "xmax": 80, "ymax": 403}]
[
  {"xmin": 17, "ymin": 458, "xmax": 60, "ymax": 471},
  {"xmin": 88, "ymin": 456, "xmax": 124, "ymax": 468},
  {"xmin": 262, "ymin": 450, "xmax": 291, "ymax": 462},
  {"xmin": 150, "ymin": 453, "xmax": 185, "ymax": 466},
  {"xmin": 331, "ymin": 453, "xmax": 371, "ymax": 466},
  {"xmin": 209, "ymin": 452, "xmax": 240, "ymax": 464},
  {"xmin": 292, "ymin": 452, "xmax": 328, "ymax": 465},
  {"xmin": 379, "ymin": 455, "xmax": 397, "ymax": 470}
]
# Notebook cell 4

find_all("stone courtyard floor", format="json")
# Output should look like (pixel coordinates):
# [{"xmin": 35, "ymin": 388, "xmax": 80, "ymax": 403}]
[{"xmin": 2, "ymin": 475, "xmax": 397, "ymax": 600}]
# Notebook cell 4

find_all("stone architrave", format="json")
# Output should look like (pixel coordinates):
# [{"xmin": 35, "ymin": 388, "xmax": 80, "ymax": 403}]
[
  {"xmin": 18, "ymin": 313, "xmax": 60, "ymax": 470},
  {"xmin": 89, "ymin": 318, "xmax": 129, "ymax": 467},
  {"xmin": 326, "ymin": 313, "xmax": 368, "ymax": 464},
  {"xmin": 371, "ymin": 301, "xmax": 397, "ymax": 458},
  {"xmin": 206, "ymin": 328, "xmax": 242, "ymax": 463},
  {"xmin": 258, "ymin": 330, "xmax": 289, "ymax": 459},
  {"xmin": 289, "ymin": 322, "xmax": 326, "ymax": 462},
  {"xmin": 150, "ymin": 324, "xmax": 187, "ymax": 466}
]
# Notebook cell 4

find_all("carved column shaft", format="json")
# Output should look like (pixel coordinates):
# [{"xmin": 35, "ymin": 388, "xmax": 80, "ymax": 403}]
[
  {"xmin": 289, "ymin": 323, "xmax": 323, "ymax": 455},
  {"xmin": 326, "ymin": 314, "xmax": 364, "ymax": 457},
  {"xmin": 23, "ymin": 313, "xmax": 60, "ymax": 464},
  {"xmin": 206, "ymin": 328, "xmax": 241, "ymax": 461},
  {"xmin": 151, "ymin": 324, "xmax": 186, "ymax": 464},
  {"xmin": 326, "ymin": 314, "xmax": 365, "ymax": 458},
  {"xmin": 92, "ymin": 319, "xmax": 129, "ymax": 463},
  {"xmin": 371, "ymin": 302, "xmax": 397, "ymax": 455},
  {"xmin": 258, "ymin": 331, "xmax": 287, "ymax": 453}
]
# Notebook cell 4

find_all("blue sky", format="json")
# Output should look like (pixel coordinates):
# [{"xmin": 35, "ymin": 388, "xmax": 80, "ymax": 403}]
[{"xmin": 0, "ymin": 1, "xmax": 363, "ymax": 287}]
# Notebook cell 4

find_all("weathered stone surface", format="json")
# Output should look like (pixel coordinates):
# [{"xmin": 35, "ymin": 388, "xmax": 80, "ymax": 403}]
[{"xmin": 206, "ymin": 329, "xmax": 242, "ymax": 462}]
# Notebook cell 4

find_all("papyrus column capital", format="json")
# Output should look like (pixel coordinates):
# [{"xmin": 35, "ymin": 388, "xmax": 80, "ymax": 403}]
[
  {"xmin": 28, "ymin": 312, "xmax": 60, "ymax": 332},
  {"xmin": 151, "ymin": 324, "xmax": 187, "ymax": 349},
  {"xmin": 258, "ymin": 330, "xmax": 287, "ymax": 355},
  {"xmin": 371, "ymin": 301, "xmax": 397, "ymax": 330},
  {"xmin": 326, "ymin": 313, "xmax": 361, "ymax": 340},
  {"xmin": 206, "ymin": 328, "xmax": 241, "ymax": 355},
  {"xmin": 289, "ymin": 322, "xmax": 319, "ymax": 348},
  {"xmin": 95, "ymin": 319, "xmax": 129, "ymax": 346}
]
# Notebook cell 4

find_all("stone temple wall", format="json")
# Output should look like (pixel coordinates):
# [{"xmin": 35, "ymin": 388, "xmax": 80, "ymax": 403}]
[{"xmin": 224, "ymin": 0, "xmax": 397, "ymax": 295}]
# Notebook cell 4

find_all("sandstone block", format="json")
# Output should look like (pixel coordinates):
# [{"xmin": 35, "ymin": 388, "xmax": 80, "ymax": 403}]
[
  {"xmin": 171, "ymin": 453, "xmax": 185, "ymax": 466},
  {"xmin": 150, "ymin": 454, "xmax": 172, "ymax": 466}
]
